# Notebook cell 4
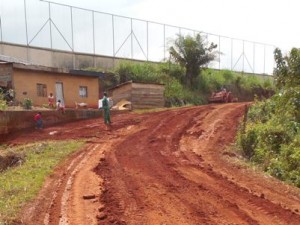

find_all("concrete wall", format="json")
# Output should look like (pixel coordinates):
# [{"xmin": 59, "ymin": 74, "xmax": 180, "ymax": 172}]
[
  {"xmin": 0, "ymin": 42, "xmax": 273, "ymax": 78},
  {"xmin": 0, "ymin": 109, "xmax": 102, "ymax": 136},
  {"xmin": 0, "ymin": 109, "xmax": 130, "ymax": 137},
  {"xmin": 0, "ymin": 42, "xmax": 137, "ymax": 70}
]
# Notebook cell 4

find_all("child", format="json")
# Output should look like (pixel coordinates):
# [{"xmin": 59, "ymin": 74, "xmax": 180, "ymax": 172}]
[
  {"xmin": 56, "ymin": 99, "xmax": 65, "ymax": 113},
  {"xmin": 48, "ymin": 93, "xmax": 55, "ymax": 108},
  {"xmin": 34, "ymin": 112, "xmax": 43, "ymax": 129}
]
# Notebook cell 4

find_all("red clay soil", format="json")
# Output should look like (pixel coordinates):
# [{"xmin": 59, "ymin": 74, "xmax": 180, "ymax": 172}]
[{"xmin": 4, "ymin": 103, "xmax": 300, "ymax": 225}]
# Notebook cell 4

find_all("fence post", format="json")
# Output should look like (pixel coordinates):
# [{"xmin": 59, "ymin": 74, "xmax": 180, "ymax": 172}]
[
  {"xmin": 219, "ymin": 35, "xmax": 221, "ymax": 70},
  {"xmin": 131, "ymin": 18, "xmax": 133, "ymax": 59},
  {"xmin": 253, "ymin": 43, "xmax": 255, "ymax": 74},
  {"xmin": 92, "ymin": 11, "xmax": 95, "ymax": 67},
  {"xmin": 24, "ymin": 0, "xmax": 29, "ymax": 62},
  {"xmin": 231, "ymin": 38, "xmax": 233, "ymax": 70},
  {"xmin": 70, "ymin": 6, "xmax": 75, "ymax": 69},
  {"xmin": 146, "ymin": 21, "xmax": 148, "ymax": 61}
]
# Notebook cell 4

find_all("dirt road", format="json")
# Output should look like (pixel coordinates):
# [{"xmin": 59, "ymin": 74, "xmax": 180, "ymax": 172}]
[{"xmin": 6, "ymin": 103, "xmax": 300, "ymax": 225}]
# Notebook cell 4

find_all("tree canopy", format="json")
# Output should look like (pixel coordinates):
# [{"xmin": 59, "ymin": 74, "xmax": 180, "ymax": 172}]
[
  {"xmin": 169, "ymin": 34, "xmax": 217, "ymax": 88},
  {"xmin": 274, "ymin": 47, "xmax": 300, "ymax": 89}
]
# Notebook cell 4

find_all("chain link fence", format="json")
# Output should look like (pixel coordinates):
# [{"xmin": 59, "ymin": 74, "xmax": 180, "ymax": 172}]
[{"xmin": 0, "ymin": 0, "xmax": 276, "ymax": 74}]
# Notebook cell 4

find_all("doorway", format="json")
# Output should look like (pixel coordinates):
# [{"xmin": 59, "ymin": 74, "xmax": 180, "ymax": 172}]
[{"xmin": 55, "ymin": 82, "xmax": 64, "ymax": 105}]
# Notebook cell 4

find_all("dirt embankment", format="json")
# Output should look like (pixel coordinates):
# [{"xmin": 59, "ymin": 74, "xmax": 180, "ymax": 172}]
[{"xmin": 4, "ymin": 103, "xmax": 300, "ymax": 225}]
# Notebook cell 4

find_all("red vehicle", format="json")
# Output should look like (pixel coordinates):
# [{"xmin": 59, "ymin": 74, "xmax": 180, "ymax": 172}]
[{"xmin": 208, "ymin": 89, "xmax": 236, "ymax": 103}]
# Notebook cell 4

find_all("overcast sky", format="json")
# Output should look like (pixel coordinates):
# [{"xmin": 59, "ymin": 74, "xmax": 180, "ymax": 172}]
[
  {"xmin": 0, "ymin": 0, "xmax": 298, "ymax": 74},
  {"xmin": 47, "ymin": 0, "xmax": 300, "ymax": 51}
]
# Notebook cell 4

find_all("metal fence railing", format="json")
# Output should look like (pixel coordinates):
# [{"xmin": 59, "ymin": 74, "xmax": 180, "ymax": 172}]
[{"xmin": 0, "ymin": 0, "xmax": 276, "ymax": 74}]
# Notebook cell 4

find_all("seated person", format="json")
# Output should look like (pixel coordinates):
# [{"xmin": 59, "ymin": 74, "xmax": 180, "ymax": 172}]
[{"xmin": 56, "ymin": 99, "xmax": 65, "ymax": 113}]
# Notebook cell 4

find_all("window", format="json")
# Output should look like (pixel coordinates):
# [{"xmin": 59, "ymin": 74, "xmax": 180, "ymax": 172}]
[
  {"xmin": 79, "ymin": 86, "xmax": 88, "ymax": 98},
  {"xmin": 36, "ymin": 83, "xmax": 47, "ymax": 97}
]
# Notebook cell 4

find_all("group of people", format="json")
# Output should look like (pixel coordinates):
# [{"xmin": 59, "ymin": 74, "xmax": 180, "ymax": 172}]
[
  {"xmin": 48, "ymin": 93, "xmax": 65, "ymax": 113},
  {"xmin": 33, "ymin": 93, "xmax": 65, "ymax": 129},
  {"xmin": 34, "ymin": 92, "xmax": 112, "ymax": 129}
]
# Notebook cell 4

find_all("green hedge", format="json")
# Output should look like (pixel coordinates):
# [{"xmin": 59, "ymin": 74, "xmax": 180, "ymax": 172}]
[{"xmin": 237, "ymin": 87, "xmax": 300, "ymax": 187}]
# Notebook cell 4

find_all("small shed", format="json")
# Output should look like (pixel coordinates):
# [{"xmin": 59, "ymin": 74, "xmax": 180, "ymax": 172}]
[{"xmin": 108, "ymin": 81, "xmax": 165, "ymax": 110}]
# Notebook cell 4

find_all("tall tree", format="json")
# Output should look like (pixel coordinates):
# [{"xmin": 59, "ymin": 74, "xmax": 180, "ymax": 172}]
[
  {"xmin": 169, "ymin": 34, "xmax": 217, "ymax": 88},
  {"xmin": 274, "ymin": 47, "xmax": 300, "ymax": 89}
]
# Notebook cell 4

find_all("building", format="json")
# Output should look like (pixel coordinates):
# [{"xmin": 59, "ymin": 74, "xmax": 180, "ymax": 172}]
[
  {"xmin": 0, "ymin": 62, "xmax": 103, "ymax": 108},
  {"xmin": 108, "ymin": 81, "xmax": 165, "ymax": 110}
]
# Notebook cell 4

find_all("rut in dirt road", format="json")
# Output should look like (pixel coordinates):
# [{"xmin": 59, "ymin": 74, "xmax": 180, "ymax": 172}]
[
  {"xmin": 95, "ymin": 104, "xmax": 300, "ymax": 225},
  {"xmin": 16, "ymin": 104, "xmax": 300, "ymax": 225}
]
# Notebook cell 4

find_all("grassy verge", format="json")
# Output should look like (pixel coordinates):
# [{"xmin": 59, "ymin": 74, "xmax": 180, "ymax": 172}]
[{"xmin": 0, "ymin": 140, "xmax": 84, "ymax": 224}]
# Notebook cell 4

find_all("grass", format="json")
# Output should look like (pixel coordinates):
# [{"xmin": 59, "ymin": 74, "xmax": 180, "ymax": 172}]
[{"xmin": 0, "ymin": 140, "xmax": 84, "ymax": 224}]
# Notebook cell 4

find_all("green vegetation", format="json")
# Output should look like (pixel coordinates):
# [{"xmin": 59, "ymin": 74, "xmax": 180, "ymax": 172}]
[
  {"xmin": 22, "ymin": 98, "xmax": 32, "ymax": 110},
  {"xmin": 0, "ymin": 140, "xmax": 84, "ymax": 224},
  {"xmin": 86, "ymin": 34, "xmax": 274, "ymax": 107},
  {"xmin": 237, "ymin": 48, "xmax": 300, "ymax": 187},
  {"xmin": 169, "ymin": 34, "xmax": 217, "ymax": 87},
  {"xmin": 112, "ymin": 61, "xmax": 274, "ymax": 106},
  {"xmin": 0, "ymin": 92, "xmax": 7, "ymax": 110}
]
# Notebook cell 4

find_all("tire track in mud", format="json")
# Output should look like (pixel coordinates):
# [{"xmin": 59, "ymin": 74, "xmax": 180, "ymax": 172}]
[
  {"xmin": 95, "ymin": 104, "xmax": 300, "ymax": 225},
  {"xmin": 17, "ymin": 104, "xmax": 300, "ymax": 225},
  {"xmin": 183, "ymin": 104, "xmax": 300, "ymax": 224},
  {"xmin": 96, "ymin": 105, "xmax": 256, "ymax": 224},
  {"xmin": 45, "ymin": 144, "xmax": 101, "ymax": 225}
]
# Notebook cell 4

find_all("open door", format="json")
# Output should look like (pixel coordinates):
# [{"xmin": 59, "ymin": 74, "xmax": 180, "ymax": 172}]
[{"xmin": 55, "ymin": 82, "xmax": 64, "ymax": 105}]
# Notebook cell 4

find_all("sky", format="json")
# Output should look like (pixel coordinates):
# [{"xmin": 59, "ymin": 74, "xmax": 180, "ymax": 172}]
[{"xmin": 46, "ymin": 0, "xmax": 300, "ymax": 51}]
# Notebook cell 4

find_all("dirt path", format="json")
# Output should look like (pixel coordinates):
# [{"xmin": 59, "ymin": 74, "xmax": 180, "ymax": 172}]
[{"xmin": 5, "ymin": 103, "xmax": 300, "ymax": 225}]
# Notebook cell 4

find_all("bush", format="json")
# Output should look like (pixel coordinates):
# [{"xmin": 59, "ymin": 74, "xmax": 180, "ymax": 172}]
[
  {"xmin": 259, "ymin": 125, "xmax": 290, "ymax": 154},
  {"xmin": 0, "ymin": 98, "xmax": 7, "ymax": 110},
  {"xmin": 0, "ymin": 91, "xmax": 8, "ymax": 110},
  {"xmin": 237, "ymin": 125, "xmax": 258, "ymax": 159},
  {"xmin": 246, "ymin": 99, "xmax": 275, "ymax": 123},
  {"xmin": 115, "ymin": 61, "xmax": 162, "ymax": 83},
  {"xmin": 197, "ymin": 69, "xmax": 274, "ymax": 101},
  {"xmin": 237, "ymin": 48, "xmax": 300, "ymax": 187},
  {"xmin": 161, "ymin": 75, "xmax": 202, "ymax": 107},
  {"xmin": 158, "ymin": 62, "xmax": 185, "ymax": 82},
  {"xmin": 102, "ymin": 61, "xmax": 274, "ymax": 106},
  {"xmin": 114, "ymin": 61, "xmax": 200, "ymax": 107},
  {"xmin": 23, "ymin": 98, "xmax": 32, "ymax": 110}
]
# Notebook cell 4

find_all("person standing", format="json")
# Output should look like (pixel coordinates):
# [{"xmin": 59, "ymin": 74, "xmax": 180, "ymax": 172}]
[
  {"xmin": 48, "ymin": 93, "xmax": 55, "ymax": 108},
  {"xmin": 34, "ymin": 112, "xmax": 43, "ymax": 129},
  {"xmin": 102, "ymin": 92, "xmax": 111, "ymax": 126}
]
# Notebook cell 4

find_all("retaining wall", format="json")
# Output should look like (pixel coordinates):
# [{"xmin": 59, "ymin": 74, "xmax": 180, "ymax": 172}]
[
  {"xmin": 0, "ymin": 109, "xmax": 103, "ymax": 136},
  {"xmin": 0, "ymin": 42, "xmax": 145, "ymax": 70}
]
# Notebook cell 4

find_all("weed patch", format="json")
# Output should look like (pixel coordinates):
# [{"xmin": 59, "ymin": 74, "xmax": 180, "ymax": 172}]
[{"xmin": 0, "ymin": 140, "xmax": 84, "ymax": 224}]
